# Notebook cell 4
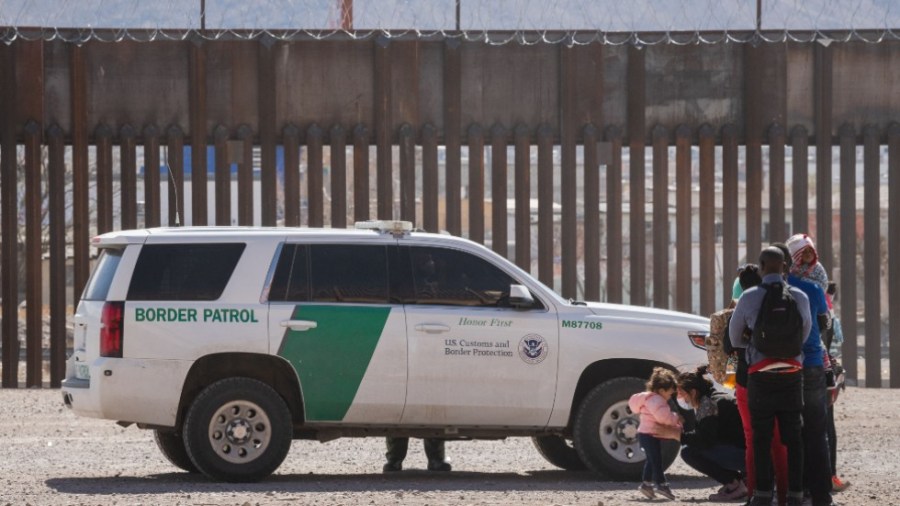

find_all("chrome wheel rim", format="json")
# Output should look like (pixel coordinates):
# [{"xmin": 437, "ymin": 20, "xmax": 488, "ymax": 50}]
[
  {"xmin": 207, "ymin": 399, "xmax": 272, "ymax": 464},
  {"xmin": 597, "ymin": 399, "xmax": 643, "ymax": 463}
]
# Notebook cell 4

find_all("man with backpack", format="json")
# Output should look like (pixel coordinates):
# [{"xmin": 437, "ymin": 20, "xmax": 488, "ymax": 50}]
[{"xmin": 729, "ymin": 247, "xmax": 812, "ymax": 506}]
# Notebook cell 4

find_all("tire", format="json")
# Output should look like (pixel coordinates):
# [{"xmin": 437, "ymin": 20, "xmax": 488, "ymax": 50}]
[
  {"xmin": 572, "ymin": 377, "xmax": 679, "ymax": 480},
  {"xmin": 153, "ymin": 429, "xmax": 200, "ymax": 473},
  {"xmin": 183, "ymin": 378, "xmax": 293, "ymax": 482},
  {"xmin": 531, "ymin": 435, "xmax": 587, "ymax": 471}
]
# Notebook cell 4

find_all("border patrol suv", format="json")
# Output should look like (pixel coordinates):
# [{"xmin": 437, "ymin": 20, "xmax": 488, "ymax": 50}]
[{"xmin": 62, "ymin": 221, "xmax": 708, "ymax": 482}]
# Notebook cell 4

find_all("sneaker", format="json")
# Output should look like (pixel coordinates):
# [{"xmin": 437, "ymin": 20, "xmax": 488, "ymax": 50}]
[
  {"xmin": 656, "ymin": 484, "xmax": 676, "ymax": 500},
  {"xmin": 714, "ymin": 481, "xmax": 738, "ymax": 494},
  {"xmin": 382, "ymin": 460, "xmax": 403, "ymax": 473},
  {"xmin": 709, "ymin": 481, "xmax": 749, "ymax": 501},
  {"xmin": 831, "ymin": 475, "xmax": 851, "ymax": 492},
  {"xmin": 747, "ymin": 495, "xmax": 774, "ymax": 506},
  {"xmin": 638, "ymin": 482, "xmax": 656, "ymax": 499}
]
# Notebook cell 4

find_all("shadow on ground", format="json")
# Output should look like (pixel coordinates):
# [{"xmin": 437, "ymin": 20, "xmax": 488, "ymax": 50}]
[{"xmin": 46, "ymin": 470, "xmax": 713, "ymax": 496}]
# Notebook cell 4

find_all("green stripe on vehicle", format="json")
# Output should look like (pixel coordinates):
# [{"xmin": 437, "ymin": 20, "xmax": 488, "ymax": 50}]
[{"xmin": 277, "ymin": 305, "xmax": 391, "ymax": 421}]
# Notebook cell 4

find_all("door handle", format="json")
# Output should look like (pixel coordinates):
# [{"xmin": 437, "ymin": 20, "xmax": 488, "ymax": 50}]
[
  {"xmin": 280, "ymin": 319, "xmax": 318, "ymax": 331},
  {"xmin": 414, "ymin": 323, "xmax": 451, "ymax": 334}
]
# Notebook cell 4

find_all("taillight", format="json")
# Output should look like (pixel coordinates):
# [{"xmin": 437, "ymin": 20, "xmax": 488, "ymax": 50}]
[
  {"xmin": 100, "ymin": 301, "xmax": 125, "ymax": 358},
  {"xmin": 687, "ymin": 330, "xmax": 708, "ymax": 350}
]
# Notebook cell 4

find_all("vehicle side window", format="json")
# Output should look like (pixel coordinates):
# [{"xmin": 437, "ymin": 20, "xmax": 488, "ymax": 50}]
[
  {"xmin": 407, "ymin": 246, "xmax": 542, "ymax": 309},
  {"xmin": 268, "ymin": 244, "xmax": 310, "ymax": 302},
  {"xmin": 81, "ymin": 248, "xmax": 124, "ymax": 301},
  {"xmin": 127, "ymin": 243, "xmax": 245, "ymax": 301},
  {"xmin": 310, "ymin": 245, "xmax": 389, "ymax": 304}
]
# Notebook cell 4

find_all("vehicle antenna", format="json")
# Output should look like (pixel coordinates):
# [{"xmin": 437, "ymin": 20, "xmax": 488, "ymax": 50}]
[{"xmin": 162, "ymin": 145, "xmax": 181, "ymax": 226}]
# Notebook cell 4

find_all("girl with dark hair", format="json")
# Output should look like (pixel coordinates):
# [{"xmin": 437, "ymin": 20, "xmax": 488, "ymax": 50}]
[
  {"xmin": 677, "ymin": 366, "xmax": 748, "ymax": 502},
  {"xmin": 629, "ymin": 367, "xmax": 682, "ymax": 500}
]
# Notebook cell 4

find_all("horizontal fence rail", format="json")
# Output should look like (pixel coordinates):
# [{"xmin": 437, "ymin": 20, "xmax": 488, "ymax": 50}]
[{"xmin": 0, "ymin": 120, "xmax": 898, "ymax": 388}]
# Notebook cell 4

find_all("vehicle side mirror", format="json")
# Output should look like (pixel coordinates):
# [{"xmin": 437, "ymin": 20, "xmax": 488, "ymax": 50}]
[{"xmin": 509, "ymin": 284, "xmax": 534, "ymax": 308}]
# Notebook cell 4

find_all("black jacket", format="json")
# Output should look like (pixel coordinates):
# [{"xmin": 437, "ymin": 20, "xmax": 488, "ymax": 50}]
[{"xmin": 680, "ymin": 390, "xmax": 745, "ymax": 450}]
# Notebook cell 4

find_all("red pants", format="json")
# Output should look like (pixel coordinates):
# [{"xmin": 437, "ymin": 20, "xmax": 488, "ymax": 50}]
[{"xmin": 735, "ymin": 384, "xmax": 788, "ymax": 505}]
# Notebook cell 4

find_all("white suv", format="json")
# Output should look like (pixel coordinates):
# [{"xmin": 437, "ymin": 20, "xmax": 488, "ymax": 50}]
[{"xmin": 62, "ymin": 221, "xmax": 708, "ymax": 482}]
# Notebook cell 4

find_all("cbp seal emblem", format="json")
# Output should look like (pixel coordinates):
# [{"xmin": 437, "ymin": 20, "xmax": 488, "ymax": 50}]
[{"xmin": 518, "ymin": 334, "xmax": 548, "ymax": 364}]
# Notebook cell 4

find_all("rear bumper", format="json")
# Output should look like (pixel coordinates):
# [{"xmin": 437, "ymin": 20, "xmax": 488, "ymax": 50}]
[{"xmin": 61, "ymin": 357, "xmax": 191, "ymax": 428}]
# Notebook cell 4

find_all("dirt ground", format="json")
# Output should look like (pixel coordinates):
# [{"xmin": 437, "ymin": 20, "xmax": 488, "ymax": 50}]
[{"xmin": 0, "ymin": 385, "xmax": 895, "ymax": 506}]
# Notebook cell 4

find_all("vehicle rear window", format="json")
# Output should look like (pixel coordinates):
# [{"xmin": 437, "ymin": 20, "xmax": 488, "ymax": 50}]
[
  {"xmin": 81, "ymin": 248, "xmax": 124, "ymax": 301},
  {"xmin": 127, "ymin": 243, "xmax": 245, "ymax": 301}
]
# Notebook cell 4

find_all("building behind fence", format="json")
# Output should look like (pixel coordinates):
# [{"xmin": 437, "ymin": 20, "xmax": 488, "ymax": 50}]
[{"xmin": 0, "ymin": 32, "xmax": 898, "ymax": 389}]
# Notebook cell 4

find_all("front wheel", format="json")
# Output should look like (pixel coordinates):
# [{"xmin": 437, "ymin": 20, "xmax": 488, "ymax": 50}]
[
  {"xmin": 183, "ymin": 378, "xmax": 293, "ymax": 482},
  {"xmin": 572, "ymin": 377, "xmax": 679, "ymax": 480}
]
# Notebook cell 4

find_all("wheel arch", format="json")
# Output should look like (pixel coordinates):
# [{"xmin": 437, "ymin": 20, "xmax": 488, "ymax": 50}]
[
  {"xmin": 568, "ymin": 358, "xmax": 677, "ymax": 431},
  {"xmin": 175, "ymin": 352, "xmax": 304, "ymax": 430}
]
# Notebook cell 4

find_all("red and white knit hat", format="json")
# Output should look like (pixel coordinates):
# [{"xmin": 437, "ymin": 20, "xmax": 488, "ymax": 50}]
[{"xmin": 786, "ymin": 233, "xmax": 818, "ymax": 267}]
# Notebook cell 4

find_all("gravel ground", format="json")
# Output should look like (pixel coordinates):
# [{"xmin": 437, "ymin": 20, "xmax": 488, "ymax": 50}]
[{"xmin": 0, "ymin": 386, "xmax": 895, "ymax": 506}]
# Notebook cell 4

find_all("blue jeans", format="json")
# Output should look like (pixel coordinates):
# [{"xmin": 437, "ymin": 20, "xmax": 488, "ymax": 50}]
[
  {"xmin": 639, "ymin": 433, "xmax": 666, "ymax": 485},
  {"xmin": 803, "ymin": 366, "xmax": 834, "ymax": 505},
  {"xmin": 680, "ymin": 443, "xmax": 745, "ymax": 485}
]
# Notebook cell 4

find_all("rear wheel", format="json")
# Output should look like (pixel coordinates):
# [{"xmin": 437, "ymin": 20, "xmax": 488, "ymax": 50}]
[
  {"xmin": 153, "ymin": 429, "xmax": 199, "ymax": 473},
  {"xmin": 531, "ymin": 435, "xmax": 587, "ymax": 471},
  {"xmin": 183, "ymin": 378, "xmax": 292, "ymax": 482},
  {"xmin": 572, "ymin": 377, "xmax": 679, "ymax": 480}
]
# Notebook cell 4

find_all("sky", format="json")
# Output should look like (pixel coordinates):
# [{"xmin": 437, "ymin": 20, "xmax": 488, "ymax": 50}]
[{"xmin": 1, "ymin": 0, "xmax": 897, "ymax": 33}]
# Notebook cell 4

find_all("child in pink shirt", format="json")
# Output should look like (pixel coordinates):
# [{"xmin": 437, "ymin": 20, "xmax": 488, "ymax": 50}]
[{"xmin": 629, "ymin": 367, "xmax": 683, "ymax": 500}]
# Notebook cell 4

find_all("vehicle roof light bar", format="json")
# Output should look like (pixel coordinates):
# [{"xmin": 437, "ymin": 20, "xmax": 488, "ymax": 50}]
[{"xmin": 353, "ymin": 220, "xmax": 414, "ymax": 237}]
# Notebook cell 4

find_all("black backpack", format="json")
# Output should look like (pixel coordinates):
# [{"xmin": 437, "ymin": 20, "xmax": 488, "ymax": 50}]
[{"xmin": 751, "ymin": 282, "xmax": 805, "ymax": 359}]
